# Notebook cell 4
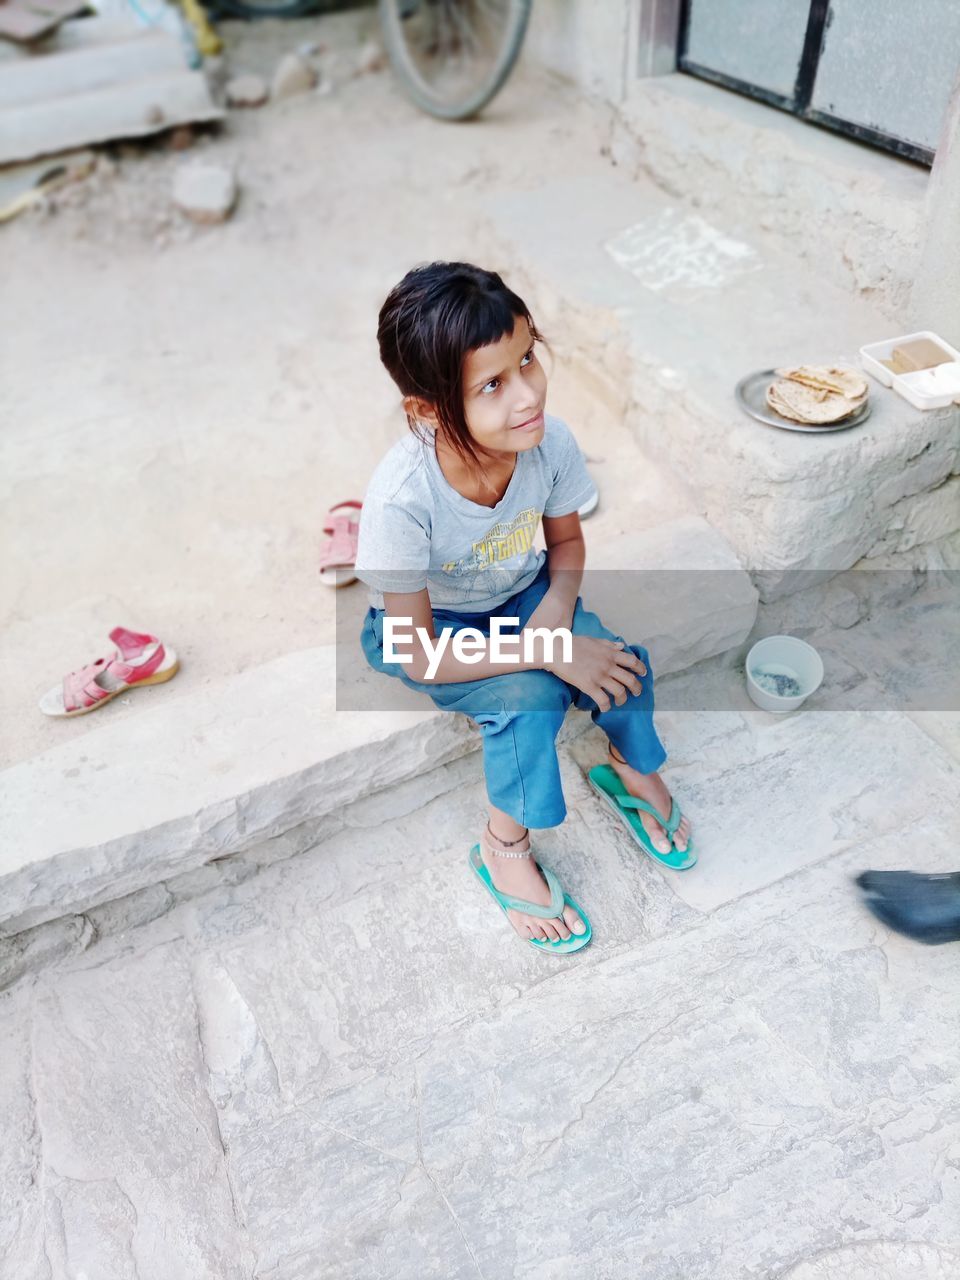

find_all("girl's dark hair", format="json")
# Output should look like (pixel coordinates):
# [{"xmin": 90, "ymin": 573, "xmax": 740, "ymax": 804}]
[{"xmin": 377, "ymin": 261, "xmax": 544, "ymax": 477}]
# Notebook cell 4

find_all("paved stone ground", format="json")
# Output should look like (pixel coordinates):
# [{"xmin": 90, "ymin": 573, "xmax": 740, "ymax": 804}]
[
  {"xmin": 3, "ymin": 598, "xmax": 959, "ymax": 1277},
  {"xmin": 4, "ymin": 10, "xmax": 959, "ymax": 1276}
]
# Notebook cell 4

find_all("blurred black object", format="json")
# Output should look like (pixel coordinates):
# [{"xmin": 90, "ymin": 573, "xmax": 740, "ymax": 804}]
[
  {"xmin": 207, "ymin": 0, "xmax": 356, "ymax": 23},
  {"xmin": 855, "ymin": 870, "xmax": 960, "ymax": 945}
]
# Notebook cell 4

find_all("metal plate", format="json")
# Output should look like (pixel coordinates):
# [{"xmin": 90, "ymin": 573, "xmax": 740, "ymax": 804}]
[{"xmin": 735, "ymin": 369, "xmax": 871, "ymax": 434}]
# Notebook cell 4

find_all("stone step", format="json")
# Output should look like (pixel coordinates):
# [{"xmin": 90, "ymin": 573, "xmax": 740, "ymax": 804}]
[
  {"xmin": 1, "ymin": 518, "xmax": 756, "ymax": 937},
  {"xmin": 480, "ymin": 170, "xmax": 960, "ymax": 600},
  {"xmin": 0, "ymin": 647, "xmax": 475, "ymax": 936},
  {"xmin": 4, "ymin": 698, "xmax": 959, "ymax": 1274}
]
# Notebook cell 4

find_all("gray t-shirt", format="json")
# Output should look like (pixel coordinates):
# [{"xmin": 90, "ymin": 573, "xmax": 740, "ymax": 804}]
[{"xmin": 355, "ymin": 414, "xmax": 595, "ymax": 613}]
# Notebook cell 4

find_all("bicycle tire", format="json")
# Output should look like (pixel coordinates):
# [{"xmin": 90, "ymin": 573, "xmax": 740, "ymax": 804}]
[{"xmin": 379, "ymin": 0, "xmax": 533, "ymax": 121}]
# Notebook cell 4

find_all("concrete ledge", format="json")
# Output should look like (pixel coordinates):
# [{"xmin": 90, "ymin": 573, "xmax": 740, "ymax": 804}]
[
  {"xmin": 0, "ymin": 647, "xmax": 478, "ymax": 936},
  {"xmin": 482, "ymin": 172, "xmax": 960, "ymax": 599}
]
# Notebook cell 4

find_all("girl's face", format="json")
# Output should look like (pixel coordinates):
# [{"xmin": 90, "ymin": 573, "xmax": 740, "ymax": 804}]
[{"xmin": 460, "ymin": 316, "xmax": 547, "ymax": 459}]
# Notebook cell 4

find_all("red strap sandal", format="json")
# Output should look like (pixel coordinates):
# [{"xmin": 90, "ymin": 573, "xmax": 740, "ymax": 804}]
[
  {"xmin": 319, "ymin": 499, "xmax": 362, "ymax": 588},
  {"xmin": 39, "ymin": 626, "xmax": 180, "ymax": 718}
]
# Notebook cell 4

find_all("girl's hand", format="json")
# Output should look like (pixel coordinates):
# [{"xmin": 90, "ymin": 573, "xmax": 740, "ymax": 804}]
[{"xmin": 544, "ymin": 637, "xmax": 646, "ymax": 712}]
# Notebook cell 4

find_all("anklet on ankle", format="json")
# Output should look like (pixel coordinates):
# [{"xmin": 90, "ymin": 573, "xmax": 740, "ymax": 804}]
[{"xmin": 484, "ymin": 821, "xmax": 531, "ymax": 858}]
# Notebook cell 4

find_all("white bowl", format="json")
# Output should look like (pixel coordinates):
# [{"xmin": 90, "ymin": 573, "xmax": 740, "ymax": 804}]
[{"xmin": 745, "ymin": 636, "xmax": 824, "ymax": 714}]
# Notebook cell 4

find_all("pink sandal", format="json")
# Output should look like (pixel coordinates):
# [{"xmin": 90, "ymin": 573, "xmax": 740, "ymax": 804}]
[
  {"xmin": 319, "ymin": 499, "xmax": 362, "ymax": 588},
  {"xmin": 39, "ymin": 626, "xmax": 180, "ymax": 718}
]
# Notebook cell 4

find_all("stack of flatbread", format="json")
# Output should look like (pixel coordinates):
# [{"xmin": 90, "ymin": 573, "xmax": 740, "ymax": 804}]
[{"xmin": 766, "ymin": 365, "xmax": 868, "ymax": 425}]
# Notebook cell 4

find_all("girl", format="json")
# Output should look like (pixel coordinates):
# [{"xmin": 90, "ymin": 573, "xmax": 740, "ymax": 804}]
[{"xmin": 356, "ymin": 262, "xmax": 694, "ymax": 956}]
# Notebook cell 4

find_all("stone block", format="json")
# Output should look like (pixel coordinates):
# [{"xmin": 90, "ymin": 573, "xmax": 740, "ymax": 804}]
[
  {"xmin": 482, "ymin": 172, "xmax": 960, "ymax": 600},
  {"xmin": 30, "ymin": 941, "xmax": 250, "ymax": 1278},
  {"xmin": 0, "ymin": 646, "xmax": 476, "ymax": 935},
  {"xmin": 84, "ymin": 881, "xmax": 174, "ymax": 936},
  {"xmin": 354, "ymin": 40, "xmax": 386, "ymax": 76},
  {"xmin": 853, "ymin": 526, "xmax": 960, "ymax": 573},
  {"xmin": 172, "ymin": 161, "xmax": 237, "ymax": 224},
  {"xmin": 225, "ymin": 73, "xmax": 268, "ymax": 108},
  {"xmin": 627, "ymin": 392, "xmax": 959, "ymax": 600},
  {"xmin": 584, "ymin": 516, "xmax": 758, "ymax": 676},
  {"xmin": 0, "ymin": 914, "xmax": 93, "ymax": 992},
  {"xmin": 271, "ymin": 52, "xmax": 318, "ymax": 101},
  {"xmin": 871, "ymin": 441, "xmax": 956, "ymax": 508},
  {"xmin": 864, "ymin": 474, "xmax": 960, "ymax": 558}
]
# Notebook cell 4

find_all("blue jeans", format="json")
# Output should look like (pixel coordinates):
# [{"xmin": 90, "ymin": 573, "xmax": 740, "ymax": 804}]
[{"xmin": 359, "ymin": 560, "xmax": 667, "ymax": 828}]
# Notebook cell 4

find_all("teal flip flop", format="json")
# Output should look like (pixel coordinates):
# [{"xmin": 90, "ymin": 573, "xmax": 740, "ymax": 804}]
[
  {"xmin": 587, "ymin": 763, "xmax": 696, "ymax": 871},
  {"xmin": 468, "ymin": 845, "xmax": 592, "ymax": 954}
]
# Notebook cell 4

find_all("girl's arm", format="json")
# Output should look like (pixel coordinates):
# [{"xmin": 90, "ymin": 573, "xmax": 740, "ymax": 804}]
[
  {"xmin": 521, "ymin": 511, "xmax": 585, "ymax": 636},
  {"xmin": 383, "ymin": 529, "xmax": 638, "ymax": 705},
  {"xmin": 383, "ymin": 588, "xmax": 545, "ymax": 685}
]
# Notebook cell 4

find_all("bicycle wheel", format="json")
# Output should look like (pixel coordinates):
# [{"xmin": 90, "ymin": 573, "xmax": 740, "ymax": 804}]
[{"xmin": 379, "ymin": 0, "xmax": 533, "ymax": 121}]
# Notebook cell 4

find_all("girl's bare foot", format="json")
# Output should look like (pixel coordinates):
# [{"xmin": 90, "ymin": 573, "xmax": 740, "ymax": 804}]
[
  {"xmin": 480, "ymin": 818, "xmax": 586, "ymax": 944},
  {"xmin": 607, "ymin": 744, "xmax": 692, "ymax": 855}
]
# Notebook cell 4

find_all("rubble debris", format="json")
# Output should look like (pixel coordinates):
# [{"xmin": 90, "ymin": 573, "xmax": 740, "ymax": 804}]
[
  {"xmin": 270, "ymin": 52, "xmax": 318, "ymax": 102},
  {"xmin": 0, "ymin": 149, "xmax": 95, "ymax": 223},
  {"xmin": 226, "ymin": 74, "xmax": 269, "ymax": 109},
  {"xmin": 355, "ymin": 40, "xmax": 386, "ymax": 75},
  {"xmin": 172, "ymin": 160, "xmax": 237, "ymax": 224},
  {"xmin": 165, "ymin": 124, "xmax": 195, "ymax": 151}
]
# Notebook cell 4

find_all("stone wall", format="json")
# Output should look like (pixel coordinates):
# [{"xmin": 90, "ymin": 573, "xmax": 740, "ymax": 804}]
[
  {"xmin": 610, "ymin": 77, "xmax": 927, "ymax": 323},
  {"xmin": 524, "ymin": 0, "xmax": 634, "ymax": 104},
  {"xmin": 522, "ymin": 2, "xmax": 931, "ymax": 322}
]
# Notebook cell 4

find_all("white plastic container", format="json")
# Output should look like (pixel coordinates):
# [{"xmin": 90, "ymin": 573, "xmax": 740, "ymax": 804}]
[
  {"xmin": 859, "ymin": 330, "xmax": 960, "ymax": 410},
  {"xmin": 745, "ymin": 636, "xmax": 824, "ymax": 714}
]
